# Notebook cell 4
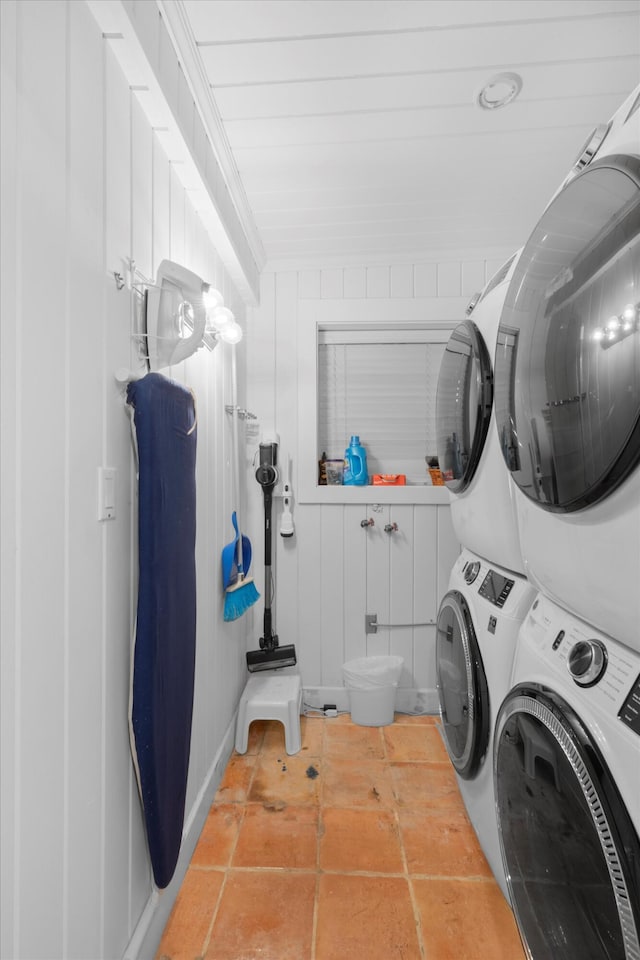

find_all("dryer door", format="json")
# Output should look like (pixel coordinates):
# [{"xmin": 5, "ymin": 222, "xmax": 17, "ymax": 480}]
[
  {"xmin": 435, "ymin": 320, "xmax": 493, "ymax": 493},
  {"xmin": 494, "ymin": 154, "xmax": 640, "ymax": 512},
  {"xmin": 494, "ymin": 687, "xmax": 640, "ymax": 959},
  {"xmin": 436, "ymin": 590, "xmax": 490, "ymax": 779}
]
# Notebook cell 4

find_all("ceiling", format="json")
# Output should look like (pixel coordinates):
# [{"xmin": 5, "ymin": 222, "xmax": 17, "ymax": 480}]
[{"xmin": 171, "ymin": 0, "xmax": 640, "ymax": 267}]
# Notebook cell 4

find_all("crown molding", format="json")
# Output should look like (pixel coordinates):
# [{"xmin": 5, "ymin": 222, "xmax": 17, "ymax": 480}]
[{"xmin": 157, "ymin": 0, "xmax": 266, "ymax": 273}]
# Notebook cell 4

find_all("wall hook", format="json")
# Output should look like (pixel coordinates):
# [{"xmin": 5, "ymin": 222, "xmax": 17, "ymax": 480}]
[
  {"xmin": 113, "ymin": 271, "xmax": 125, "ymax": 290},
  {"xmin": 384, "ymin": 522, "xmax": 399, "ymax": 534},
  {"xmin": 360, "ymin": 518, "xmax": 375, "ymax": 528}
]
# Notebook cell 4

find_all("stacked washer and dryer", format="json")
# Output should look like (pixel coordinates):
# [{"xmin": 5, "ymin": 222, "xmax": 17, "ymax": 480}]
[
  {"xmin": 491, "ymin": 86, "xmax": 640, "ymax": 959},
  {"xmin": 436, "ymin": 84, "xmax": 640, "ymax": 959},
  {"xmin": 434, "ymin": 249, "xmax": 538, "ymax": 903}
]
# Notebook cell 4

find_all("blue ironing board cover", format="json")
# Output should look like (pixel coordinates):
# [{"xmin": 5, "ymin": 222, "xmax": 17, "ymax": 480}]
[{"xmin": 127, "ymin": 372, "xmax": 197, "ymax": 890}]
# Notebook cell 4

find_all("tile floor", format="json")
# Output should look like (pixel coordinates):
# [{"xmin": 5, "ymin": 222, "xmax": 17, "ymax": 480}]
[{"xmin": 156, "ymin": 713, "xmax": 526, "ymax": 960}]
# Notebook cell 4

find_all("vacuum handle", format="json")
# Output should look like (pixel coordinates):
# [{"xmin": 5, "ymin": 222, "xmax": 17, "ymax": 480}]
[{"xmin": 263, "ymin": 487, "xmax": 273, "ymax": 566}]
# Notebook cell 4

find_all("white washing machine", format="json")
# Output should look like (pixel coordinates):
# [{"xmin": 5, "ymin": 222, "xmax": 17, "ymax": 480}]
[
  {"xmin": 435, "ymin": 251, "xmax": 525, "ymax": 574},
  {"xmin": 435, "ymin": 548, "xmax": 537, "ymax": 902},
  {"xmin": 493, "ymin": 84, "xmax": 640, "ymax": 653},
  {"xmin": 494, "ymin": 592, "xmax": 640, "ymax": 959}
]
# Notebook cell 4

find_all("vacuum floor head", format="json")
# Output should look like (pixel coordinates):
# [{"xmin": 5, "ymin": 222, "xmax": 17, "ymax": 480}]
[{"xmin": 246, "ymin": 644, "xmax": 297, "ymax": 672}]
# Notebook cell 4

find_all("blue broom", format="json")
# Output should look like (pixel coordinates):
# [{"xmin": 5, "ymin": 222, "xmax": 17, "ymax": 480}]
[{"xmin": 223, "ymin": 341, "xmax": 259, "ymax": 621}]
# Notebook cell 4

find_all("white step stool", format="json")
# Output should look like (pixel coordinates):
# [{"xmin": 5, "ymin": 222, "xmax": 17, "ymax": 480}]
[{"xmin": 235, "ymin": 672, "xmax": 302, "ymax": 756}]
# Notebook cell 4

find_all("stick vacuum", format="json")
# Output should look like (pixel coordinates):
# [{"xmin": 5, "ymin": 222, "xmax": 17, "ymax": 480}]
[{"xmin": 246, "ymin": 439, "xmax": 297, "ymax": 672}]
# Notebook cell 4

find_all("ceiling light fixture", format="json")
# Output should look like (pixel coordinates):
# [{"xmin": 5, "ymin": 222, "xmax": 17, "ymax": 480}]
[{"xmin": 476, "ymin": 72, "xmax": 523, "ymax": 111}]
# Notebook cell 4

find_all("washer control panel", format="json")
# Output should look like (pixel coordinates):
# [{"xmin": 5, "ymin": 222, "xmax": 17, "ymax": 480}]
[
  {"xmin": 567, "ymin": 639, "xmax": 608, "ymax": 687},
  {"xmin": 463, "ymin": 560, "xmax": 481, "ymax": 584},
  {"xmin": 619, "ymin": 675, "xmax": 640, "ymax": 736},
  {"xmin": 477, "ymin": 569, "xmax": 514, "ymax": 608},
  {"xmin": 523, "ymin": 594, "xmax": 640, "ymax": 738}
]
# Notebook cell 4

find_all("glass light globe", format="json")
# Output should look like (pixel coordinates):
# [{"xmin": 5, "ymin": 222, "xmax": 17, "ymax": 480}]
[
  {"xmin": 220, "ymin": 321, "xmax": 243, "ymax": 344},
  {"xmin": 210, "ymin": 306, "xmax": 235, "ymax": 330},
  {"xmin": 203, "ymin": 285, "xmax": 224, "ymax": 312}
]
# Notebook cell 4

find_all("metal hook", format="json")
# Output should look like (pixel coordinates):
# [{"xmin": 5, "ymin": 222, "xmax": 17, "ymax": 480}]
[
  {"xmin": 360, "ymin": 518, "xmax": 375, "ymax": 528},
  {"xmin": 384, "ymin": 522, "xmax": 398, "ymax": 534}
]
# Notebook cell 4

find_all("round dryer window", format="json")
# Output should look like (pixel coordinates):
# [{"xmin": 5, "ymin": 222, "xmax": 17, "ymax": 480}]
[
  {"xmin": 435, "ymin": 320, "xmax": 493, "ymax": 493},
  {"xmin": 494, "ymin": 154, "xmax": 640, "ymax": 511}
]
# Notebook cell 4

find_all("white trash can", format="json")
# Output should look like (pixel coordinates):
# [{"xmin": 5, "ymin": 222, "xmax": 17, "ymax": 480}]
[{"xmin": 342, "ymin": 656, "xmax": 404, "ymax": 726}]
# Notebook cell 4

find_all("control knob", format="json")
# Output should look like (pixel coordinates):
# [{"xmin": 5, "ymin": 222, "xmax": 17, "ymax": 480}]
[
  {"xmin": 567, "ymin": 639, "xmax": 607, "ymax": 687},
  {"xmin": 464, "ymin": 561, "xmax": 481, "ymax": 585}
]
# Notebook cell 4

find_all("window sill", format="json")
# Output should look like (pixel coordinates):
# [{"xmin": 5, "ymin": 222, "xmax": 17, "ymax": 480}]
[{"xmin": 298, "ymin": 484, "xmax": 451, "ymax": 505}]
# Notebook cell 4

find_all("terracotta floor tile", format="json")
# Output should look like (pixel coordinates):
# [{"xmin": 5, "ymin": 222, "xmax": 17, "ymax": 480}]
[
  {"xmin": 241, "ymin": 719, "xmax": 268, "ymax": 755},
  {"xmin": 320, "ymin": 807, "xmax": 404, "ymax": 874},
  {"xmin": 321, "ymin": 757, "xmax": 396, "ymax": 809},
  {"xmin": 205, "ymin": 870, "xmax": 315, "ymax": 960},
  {"xmin": 412, "ymin": 878, "xmax": 526, "ymax": 960},
  {"xmin": 260, "ymin": 719, "xmax": 294, "ymax": 755},
  {"xmin": 248, "ymin": 754, "xmax": 321, "ymax": 807},
  {"xmin": 190, "ymin": 804, "xmax": 244, "ymax": 868},
  {"xmin": 315, "ymin": 874, "xmax": 421, "ymax": 960},
  {"xmin": 398, "ymin": 808, "xmax": 493, "ymax": 878},
  {"xmin": 324, "ymin": 721, "xmax": 385, "ymax": 759},
  {"xmin": 394, "ymin": 712, "xmax": 440, "ymax": 725},
  {"xmin": 232, "ymin": 805, "xmax": 319, "ymax": 869},
  {"xmin": 214, "ymin": 755, "xmax": 256, "ymax": 804},
  {"xmin": 156, "ymin": 868, "xmax": 223, "ymax": 960},
  {"xmin": 161, "ymin": 716, "xmax": 525, "ymax": 960},
  {"xmin": 383, "ymin": 722, "xmax": 449, "ymax": 762},
  {"xmin": 299, "ymin": 715, "xmax": 324, "ymax": 756},
  {"xmin": 390, "ymin": 761, "xmax": 467, "ymax": 813}
]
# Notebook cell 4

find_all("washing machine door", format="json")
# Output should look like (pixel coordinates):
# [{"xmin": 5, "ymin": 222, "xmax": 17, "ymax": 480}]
[
  {"xmin": 494, "ymin": 154, "xmax": 640, "ymax": 512},
  {"xmin": 435, "ymin": 320, "xmax": 493, "ymax": 493},
  {"xmin": 436, "ymin": 590, "xmax": 490, "ymax": 779},
  {"xmin": 494, "ymin": 686, "xmax": 640, "ymax": 959}
]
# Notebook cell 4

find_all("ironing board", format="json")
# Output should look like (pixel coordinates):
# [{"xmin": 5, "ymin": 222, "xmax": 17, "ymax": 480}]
[{"xmin": 126, "ymin": 372, "xmax": 197, "ymax": 889}]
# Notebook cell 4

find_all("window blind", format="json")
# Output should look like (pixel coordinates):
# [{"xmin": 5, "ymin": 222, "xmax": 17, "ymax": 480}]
[{"xmin": 318, "ymin": 337, "xmax": 446, "ymax": 483}]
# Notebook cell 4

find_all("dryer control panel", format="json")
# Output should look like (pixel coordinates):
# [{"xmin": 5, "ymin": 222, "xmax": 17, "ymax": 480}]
[{"xmin": 478, "ymin": 569, "xmax": 514, "ymax": 608}]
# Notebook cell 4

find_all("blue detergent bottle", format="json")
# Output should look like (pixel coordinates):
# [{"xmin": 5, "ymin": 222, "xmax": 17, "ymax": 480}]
[{"xmin": 343, "ymin": 435, "xmax": 368, "ymax": 486}]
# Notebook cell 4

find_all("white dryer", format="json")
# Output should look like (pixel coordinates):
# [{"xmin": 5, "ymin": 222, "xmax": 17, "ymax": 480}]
[
  {"xmin": 493, "ymin": 85, "xmax": 640, "ymax": 653},
  {"xmin": 494, "ymin": 592, "xmax": 640, "ymax": 959},
  {"xmin": 435, "ymin": 548, "xmax": 537, "ymax": 902},
  {"xmin": 436, "ymin": 252, "xmax": 525, "ymax": 574}
]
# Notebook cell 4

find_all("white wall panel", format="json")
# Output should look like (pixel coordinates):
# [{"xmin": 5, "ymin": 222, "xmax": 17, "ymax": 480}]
[
  {"xmin": 0, "ymin": 4, "xmax": 252, "ymax": 958},
  {"xmin": 152, "ymin": 134, "xmax": 171, "ymax": 273},
  {"xmin": 0, "ymin": 1, "xmax": 18, "ymax": 955},
  {"xmin": 16, "ymin": 2, "xmax": 68, "ymax": 955},
  {"xmin": 66, "ymin": 3, "xmax": 105, "ymax": 955},
  {"xmin": 343, "ymin": 267, "xmax": 366, "ymax": 300},
  {"xmin": 248, "ymin": 256, "xmax": 479, "ymax": 707},
  {"xmin": 343, "ymin": 504, "xmax": 368, "ymax": 666},
  {"xmin": 102, "ymin": 40, "xmax": 137, "ymax": 960},
  {"xmin": 319, "ymin": 505, "xmax": 347, "ymax": 685}
]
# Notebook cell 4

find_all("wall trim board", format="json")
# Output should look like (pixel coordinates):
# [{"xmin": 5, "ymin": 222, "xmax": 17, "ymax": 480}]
[
  {"xmin": 263, "ymin": 246, "xmax": 516, "ymax": 274},
  {"xmin": 123, "ymin": 711, "xmax": 237, "ymax": 960},
  {"xmin": 303, "ymin": 686, "xmax": 439, "ymax": 717}
]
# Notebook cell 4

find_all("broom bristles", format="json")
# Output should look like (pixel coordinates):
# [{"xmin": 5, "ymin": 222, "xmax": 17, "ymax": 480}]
[{"xmin": 223, "ymin": 576, "xmax": 260, "ymax": 622}]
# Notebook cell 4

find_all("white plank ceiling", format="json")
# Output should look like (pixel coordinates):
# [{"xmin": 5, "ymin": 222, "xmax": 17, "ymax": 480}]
[{"xmin": 174, "ymin": 0, "xmax": 640, "ymax": 265}]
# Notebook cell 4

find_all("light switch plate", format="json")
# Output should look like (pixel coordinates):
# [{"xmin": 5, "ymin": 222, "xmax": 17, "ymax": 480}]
[{"xmin": 98, "ymin": 467, "xmax": 117, "ymax": 520}]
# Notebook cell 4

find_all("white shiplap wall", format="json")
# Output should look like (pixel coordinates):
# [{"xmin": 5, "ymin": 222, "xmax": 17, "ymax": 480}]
[
  {"xmin": 245, "ymin": 255, "xmax": 513, "ymax": 710},
  {"xmin": 0, "ymin": 3, "xmax": 250, "ymax": 958}
]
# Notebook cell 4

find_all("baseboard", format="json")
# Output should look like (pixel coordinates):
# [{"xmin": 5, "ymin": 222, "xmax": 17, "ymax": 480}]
[
  {"xmin": 302, "ymin": 686, "xmax": 439, "ymax": 717},
  {"xmin": 123, "ymin": 712, "xmax": 237, "ymax": 960}
]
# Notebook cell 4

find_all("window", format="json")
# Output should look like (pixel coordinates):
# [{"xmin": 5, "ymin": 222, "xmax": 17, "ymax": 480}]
[
  {"xmin": 318, "ymin": 328, "xmax": 446, "ymax": 483},
  {"xmin": 297, "ymin": 299, "xmax": 454, "ymax": 502}
]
